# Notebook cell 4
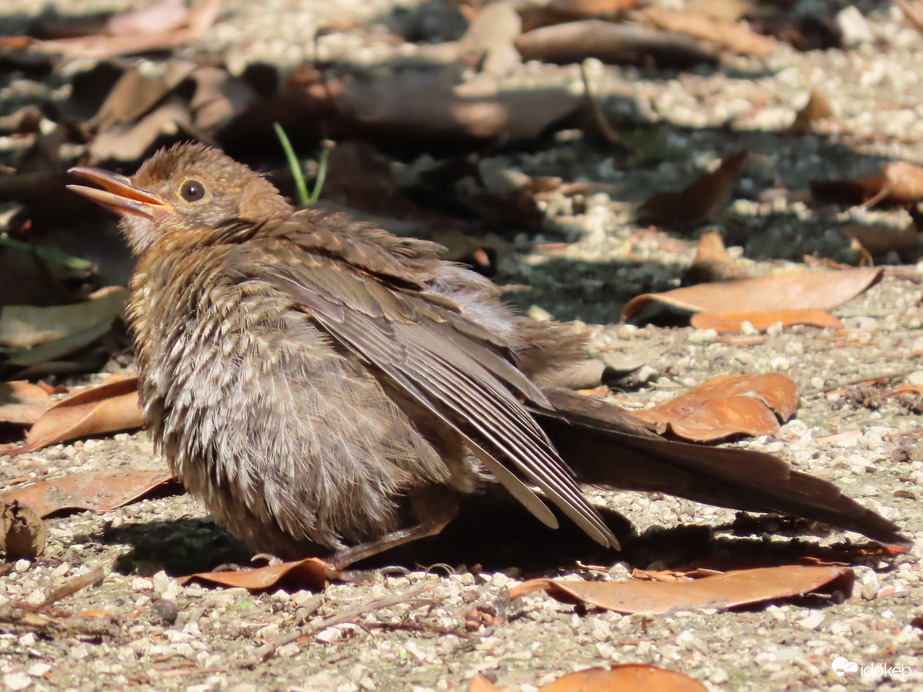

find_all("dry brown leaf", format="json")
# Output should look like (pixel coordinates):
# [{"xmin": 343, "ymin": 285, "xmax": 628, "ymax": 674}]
[
  {"xmin": 632, "ymin": 373, "xmax": 798, "ymax": 441},
  {"xmin": 621, "ymin": 267, "xmax": 883, "ymax": 323},
  {"xmin": 540, "ymin": 665, "xmax": 707, "ymax": 691},
  {"xmin": 280, "ymin": 68, "xmax": 584, "ymax": 145},
  {"xmin": 0, "ymin": 381, "xmax": 52, "ymax": 425},
  {"xmin": 0, "ymin": 499, "xmax": 47, "ymax": 559},
  {"xmin": 107, "ymin": 0, "xmax": 190, "ymax": 36},
  {"xmin": 790, "ymin": 90, "xmax": 835, "ymax": 132},
  {"xmin": 509, "ymin": 565, "xmax": 854, "ymax": 614},
  {"xmin": 1, "ymin": 377, "xmax": 143, "ymax": 455},
  {"xmin": 0, "ymin": 469, "xmax": 174, "ymax": 518},
  {"xmin": 548, "ymin": 0, "xmax": 641, "ymax": 15},
  {"xmin": 91, "ymin": 60, "xmax": 197, "ymax": 130},
  {"xmin": 842, "ymin": 221, "xmax": 917, "ymax": 256},
  {"xmin": 176, "ymin": 557, "xmax": 328, "ymax": 591},
  {"xmin": 895, "ymin": 0, "xmax": 923, "ymax": 35},
  {"xmin": 641, "ymin": 151, "xmax": 747, "ymax": 225},
  {"xmin": 643, "ymin": 6, "xmax": 775, "ymax": 57},
  {"xmin": 690, "ymin": 308, "xmax": 842, "ymax": 333},
  {"xmin": 812, "ymin": 161, "xmax": 923, "ymax": 207},
  {"xmin": 4, "ymin": 318, "xmax": 117, "ymax": 369},
  {"xmin": 468, "ymin": 674, "xmax": 501, "ymax": 692},
  {"xmin": 683, "ymin": 231, "xmax": 749, "ymax": 284},
  {"xmin": 515, "ymin": 20, "xmax": 718, "ymax": 67},
  {"xmin": 0, "ymin": 0, "xmax": 221, "ymax": 60},
  {"xmin": 0, "ymin": 287, "xmax": 126, "ymax": 349}
]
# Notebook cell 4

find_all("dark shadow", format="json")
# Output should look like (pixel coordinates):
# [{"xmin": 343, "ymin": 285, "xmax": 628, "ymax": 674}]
[{"xmin": 94, "ymin": 495, "xmax": 894, "ymax": 580}]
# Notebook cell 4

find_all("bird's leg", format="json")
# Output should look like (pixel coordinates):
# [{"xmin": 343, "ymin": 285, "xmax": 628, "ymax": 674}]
[{"xmin": 326, "ymin": 488, "xmax": 459, "ymax": 573}]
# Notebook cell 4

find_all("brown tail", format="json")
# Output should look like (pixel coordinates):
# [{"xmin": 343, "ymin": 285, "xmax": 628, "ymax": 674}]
[{"xmin": 533, "ymin": 388, "xmax": 909, "ymax": 546}]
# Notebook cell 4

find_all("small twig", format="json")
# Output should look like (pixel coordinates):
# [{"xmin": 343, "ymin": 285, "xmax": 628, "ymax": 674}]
[
  {"xmin": 248, "ymin": 581, "xmax": 434, "ymax": 666},
  {"xmin": 579, "ymin": 62, "xmax": 621, "ymax": 145},
  {"xmin": 40, "ymin": 563, "xmax": 109, "ymax": 608}
]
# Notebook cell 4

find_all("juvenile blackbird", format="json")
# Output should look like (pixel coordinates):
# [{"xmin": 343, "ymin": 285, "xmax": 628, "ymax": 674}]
[{"xmin": 68, "ymin": 143, "xmax": 907, "ymax": 565}]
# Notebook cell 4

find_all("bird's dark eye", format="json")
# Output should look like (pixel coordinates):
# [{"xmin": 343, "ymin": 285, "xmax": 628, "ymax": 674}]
[{"xmin": 180, "ymin": 179, "xmax": 205, "ymax": 202}]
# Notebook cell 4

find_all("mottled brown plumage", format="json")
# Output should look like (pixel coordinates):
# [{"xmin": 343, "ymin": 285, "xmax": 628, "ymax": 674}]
[{"xmin": 68, "ymin": 143, "xmax": 907, "ymax": 564}]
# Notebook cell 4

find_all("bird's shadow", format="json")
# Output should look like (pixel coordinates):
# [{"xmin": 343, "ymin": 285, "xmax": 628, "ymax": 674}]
[{"xmin": 96, "ymin": 497, "xmax": 891, "ymax": 581}]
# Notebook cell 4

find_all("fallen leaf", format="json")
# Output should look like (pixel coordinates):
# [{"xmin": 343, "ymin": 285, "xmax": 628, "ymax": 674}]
[
  {"xmin": 643, "ymin": 6, "xmax": 776, "ymax": 57},
  {"xmin": 107, "ymin": 0, "xmax": 191, "ymax": 36},
  {"xmin": 509, "ymin": 565, "xmax": 854, "ymax": 614},
  {"xmin": 4, "ymin": 317, "xmax": 117, "ymax": 369},
  {"xmin": 89, "ymin": 100, "xmax": 195, "ymax": 162},
  {"xmin": 468, "ymin": 674, "xmax": 500, "ymax": 692},
  {"xmin": 0, "ymin": 287, "xmax": 126, "ymax": 349},
  {"xmin": 90, "ymin": 59, "xmax": 197, "ymax": 130},
  {"xmin": 790, "ymin": 90, "xmax": 835, "ymax": 132},
  {"xmin": 690, "ymin": 308, "xmax": 842, "ymax": 333},
  {"xmin": 0, "ymin": 499, "xmax": 47, "ymax": 559},
  {"xmin": 632, "ymin": 373, "xmax": 799, "ymax": 441},
  {"xmin": 515, "ymin": 20, "xmax": 718, "ymax": 67},
  {"xmin": 177, "ymin": 557, "xmax": 328, "ymax": 591},
  {"xmin": 811, "ymin": 161, "xmax": 923, "ymax": 207},
  {"xmin": 548, "ymin": 0, "xmax": 641, "ymax": 16},
  {"xmin": 0, "ymin": 381, "xmax": 52, "ymax": 425},
  {"xmin": 1, "ymin": 377, "xmax": 143, "ymax": 454},
  {"xmin": 895, "ymin": 0, "xmax": 923, "ymax": 36},
  {"xmin": 0, "ymin": 0, "xmax": 222, "ymax": 60},
  {"xmin": 841, "ymin": 221, "xmax": 917, "ymax": 256},
  {"xmin": 641, "ymin": 150, "xmax": 747, "ymax": 225},
  {"xmin": 0, "ymin": 469, "xmax": 174, "ymax": 517},
  {"xmin": 621, "ymin": 267, "xmax": 883, "ymax": 323},
  {"xmin": 540, "ymin": 665, "xmax": 707, "ymax": 691},
  {"xmin": 682, "ymin": 231, "xmax": 749, "ymax": 284},
  {"xmin": 275, "ymin": 67, "xmax": 584, "ymax": 146}
]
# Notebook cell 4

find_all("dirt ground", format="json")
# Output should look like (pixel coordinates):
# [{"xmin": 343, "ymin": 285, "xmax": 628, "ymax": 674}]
[{"xmin": 2, "ymin": 0, "xmax": 923, "ymax": 690}]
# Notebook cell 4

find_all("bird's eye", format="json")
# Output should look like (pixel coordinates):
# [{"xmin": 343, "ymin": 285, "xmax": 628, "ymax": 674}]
[{"xmin": 179, "ymin": 179, "xmax": 205, "ymax": 203}]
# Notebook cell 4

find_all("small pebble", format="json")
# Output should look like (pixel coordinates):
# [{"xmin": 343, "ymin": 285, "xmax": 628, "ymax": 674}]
[{"xmin": 151, "ymin": 598, "xmax": 179, "ymax": 625}]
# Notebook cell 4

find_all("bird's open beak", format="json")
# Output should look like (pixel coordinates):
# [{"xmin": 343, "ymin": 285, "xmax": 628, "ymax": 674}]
[{"xmin": 67, "ymin": 167, "xmax": 172, "ymax": 220}]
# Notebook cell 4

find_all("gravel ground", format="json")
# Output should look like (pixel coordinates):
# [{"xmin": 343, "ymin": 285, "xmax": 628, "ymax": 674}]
[{"xmin": 2, "ymin": 0, "xmax": 923, "ymax": 690}]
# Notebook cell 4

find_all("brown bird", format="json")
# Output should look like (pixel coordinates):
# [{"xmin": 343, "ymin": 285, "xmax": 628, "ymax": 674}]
[{"xmin": 68, "ymin": 143, "xmax": 907, "ymax": 567}]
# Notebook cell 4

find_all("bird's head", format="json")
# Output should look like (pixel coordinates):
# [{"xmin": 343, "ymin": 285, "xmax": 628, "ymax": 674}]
[{"xmin": 68, "ymin": 142, "xmax": 292, "ymax": 255}]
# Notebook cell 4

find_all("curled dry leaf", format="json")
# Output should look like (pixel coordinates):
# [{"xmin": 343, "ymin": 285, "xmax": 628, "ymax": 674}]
[
  {"xmin": 812, "ymin": 161, "xmax": 923, "ymax": 207},
  {"xmin": 790, "ymin": 90, "xmax": 835, "ymax": 133},
  {"xmin": 641, "ymin": 151, "xmax": 748, "ymax": 225},
  {"xmin": 176, "ymin": 557, "xmax": 328, "ymax": 591},
  {"xmin": 514, "ymin": 20, "xmax": 718, "ymax": 67},
  {"xmin": 643, "ymin": 6, "xmax": 776, "ymax": 57},
  {"xmin": 1, "ymin": 377, "xmax": 143, "ymax": 455},
  {"xmin": 0, "ymin": 469, "xmax": 175, "ymax": 518},
  {"xmin": 690, "ymin": 308, "xmax": 842, "ymax": 333},
  {"xmin": 508, "ymin": 565, "xmax": 854, "ymax": 614},
  {"xmin": 0, "ymin": 381, "xmax": 52, "ymax": 425},
  {"xmin": 632, "ymin": 373, "xmax": 799, "ymax": 442},
  {"xmin": 0, "ymin": 499, "xmax": 47, "ymax": 559},
  {"xmin": 683, "ymin": 230, "xmax": 749, "ymax": 284},
  {"xmin": 621, "ymin": 266, "xmax": 884, "ymax": 324},
  {"xmin": 841, "ymin": 221, "xmax": 917, "ymax": 256}
]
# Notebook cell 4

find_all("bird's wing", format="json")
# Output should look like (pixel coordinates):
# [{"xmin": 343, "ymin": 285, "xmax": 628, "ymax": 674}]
[{"xmin": 225, "ymin": 234, "xmax": 618, "ymax": 548}]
